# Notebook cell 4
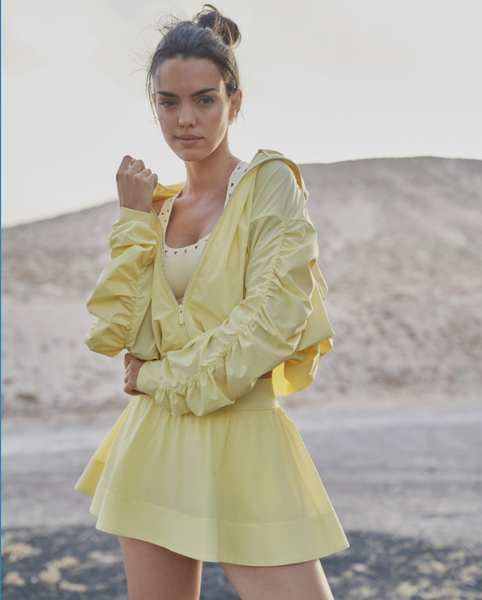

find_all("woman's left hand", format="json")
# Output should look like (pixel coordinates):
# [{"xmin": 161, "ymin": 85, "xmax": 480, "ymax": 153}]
[{"xmin": 124, "ymin": 353, "xmax": 146, "ymax": 395}]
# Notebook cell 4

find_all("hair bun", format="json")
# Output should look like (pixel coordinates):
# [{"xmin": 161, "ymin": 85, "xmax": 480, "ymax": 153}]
[{"xmin": 195, "ymin": 4, "xmax": 241, "ymax": 47}]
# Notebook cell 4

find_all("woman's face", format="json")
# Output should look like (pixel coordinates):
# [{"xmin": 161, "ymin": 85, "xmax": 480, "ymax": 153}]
[{"xmin": 152, "ymin": 56, "xmax": 242, "ymax": 161}]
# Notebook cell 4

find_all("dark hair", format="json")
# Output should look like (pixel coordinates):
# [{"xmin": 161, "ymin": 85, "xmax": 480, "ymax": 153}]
[{"xmin": 146, "ymin": 4, "xmax": 242, "ymax": 120}]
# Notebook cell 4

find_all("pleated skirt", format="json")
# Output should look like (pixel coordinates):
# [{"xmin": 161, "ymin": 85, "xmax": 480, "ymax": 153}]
[{"xmin": 74, "ymin": 377, "xmax": 350, "ymax": 566}]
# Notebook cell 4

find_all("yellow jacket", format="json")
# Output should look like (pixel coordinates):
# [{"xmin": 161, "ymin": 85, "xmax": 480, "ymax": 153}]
[{"xmin": 85, "ymin": 148, "xmax": 335, "ymax": 416}]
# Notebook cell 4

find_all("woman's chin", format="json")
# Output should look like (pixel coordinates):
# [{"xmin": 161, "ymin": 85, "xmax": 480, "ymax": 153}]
[{"xmin": 173, "ymin": 144, "xmax": 213, "ymax": 162}]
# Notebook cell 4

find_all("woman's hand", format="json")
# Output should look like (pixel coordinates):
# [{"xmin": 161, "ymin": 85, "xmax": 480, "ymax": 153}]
[
  {"xmin": 116, "ymin": 155, "xmax": 158, "ymax": 213},
  {"xmin": 124, "ymin": 352, "xmax": 146, "ymax": 396}
]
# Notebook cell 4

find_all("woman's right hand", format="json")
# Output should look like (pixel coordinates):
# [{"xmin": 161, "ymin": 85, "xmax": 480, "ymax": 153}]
[{"xmin": 116, "ymin": 155, "xmax": 158, "ymax": 213}]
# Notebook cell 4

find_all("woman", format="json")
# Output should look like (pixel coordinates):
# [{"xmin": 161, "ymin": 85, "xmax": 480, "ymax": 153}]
[{"xmin": 74, "ymin": 5, "xmax": 350, "ymax": 599}]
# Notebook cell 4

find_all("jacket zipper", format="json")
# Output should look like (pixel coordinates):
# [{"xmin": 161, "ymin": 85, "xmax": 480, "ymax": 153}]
[
  {"xmin": 150, "ymin": 190, "xmax": 235, "ymax": 342},
  {"xmin": 177, "ymin": 170, "xmax": 250, "ymax": 318},
  {"xmin": 150, "ymin": 208, "xmax": 191, "ymax": 342},
  {"xmin": 149, "ymin": 158, "xmax": 281, "ymax": 341}
]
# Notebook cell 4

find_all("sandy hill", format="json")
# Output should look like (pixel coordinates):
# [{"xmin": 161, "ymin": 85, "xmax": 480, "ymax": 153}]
[{"xmin": 2, "ymin": 156, "xmax": 481, "ymax": 417}]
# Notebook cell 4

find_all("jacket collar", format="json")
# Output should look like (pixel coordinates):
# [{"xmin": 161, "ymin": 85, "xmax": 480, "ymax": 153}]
[{"xmin": 152, "ymin": 148, "xmax": 309, "ymax": 203}]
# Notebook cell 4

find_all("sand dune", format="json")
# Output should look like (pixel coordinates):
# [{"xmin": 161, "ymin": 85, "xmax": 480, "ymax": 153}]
[{"xmin": 2, "ymin": 156, "xmax": 481, "ymax": 417}]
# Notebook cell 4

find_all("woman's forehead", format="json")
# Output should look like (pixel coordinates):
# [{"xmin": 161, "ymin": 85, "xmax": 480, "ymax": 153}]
[{"xmin": 154, "ymin": 56, "xmax": 222, "ymax": 86}]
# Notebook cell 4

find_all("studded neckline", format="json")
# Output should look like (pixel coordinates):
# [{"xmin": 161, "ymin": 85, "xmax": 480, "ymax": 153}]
[{"xmin": 161, "ymin": 159, "xmax": 249, "ymax": 254}]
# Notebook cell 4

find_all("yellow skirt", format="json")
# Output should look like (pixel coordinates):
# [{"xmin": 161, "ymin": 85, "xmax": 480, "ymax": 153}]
[{"xmin": 74, "ymin": 377, "xmax": 350, "ymax": 566}]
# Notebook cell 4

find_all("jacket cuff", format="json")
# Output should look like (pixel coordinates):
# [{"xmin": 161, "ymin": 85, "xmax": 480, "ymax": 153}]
[
  {"xmin": 137, "ymin": 359, "xmax": 163, "ymax": 398},
  {"xmin": 116, "ymin": 206, "xmax": 153, "ymax": 225}
]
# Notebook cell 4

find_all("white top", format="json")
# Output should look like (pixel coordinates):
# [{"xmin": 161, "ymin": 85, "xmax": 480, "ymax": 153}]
[{"xmin": 161, "ymin": 160, "xmax": 250, "ymax": 301}]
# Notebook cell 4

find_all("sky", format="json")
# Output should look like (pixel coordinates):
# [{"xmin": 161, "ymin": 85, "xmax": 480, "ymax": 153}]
[{"xmin": 2, "ymin": 0, "xmax": 482, "ymax": 228}]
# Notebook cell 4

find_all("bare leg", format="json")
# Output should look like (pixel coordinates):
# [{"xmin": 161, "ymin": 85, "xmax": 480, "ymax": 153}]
[
  {"xmin": 118, "ymin": 535, "xmax": 203, "ymax": 600},
  {"xmin": 220, "ymin": 558, "xmax": 335, "ymax": 600}
]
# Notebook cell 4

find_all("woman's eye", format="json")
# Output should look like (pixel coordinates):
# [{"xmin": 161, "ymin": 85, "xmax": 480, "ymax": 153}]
[{"xmin": 159, "ymin": 98, "xmax": 213, "ymax": 108}]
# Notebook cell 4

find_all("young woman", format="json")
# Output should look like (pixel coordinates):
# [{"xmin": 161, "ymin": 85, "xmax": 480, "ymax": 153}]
[{"xmin": 75, "ymin": 5, "xmax": 350, "ymax": 599}]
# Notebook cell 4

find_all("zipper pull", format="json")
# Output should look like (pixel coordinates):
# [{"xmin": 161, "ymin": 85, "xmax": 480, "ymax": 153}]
[{"xmin": 178, "ymin": 304, "xmax": 185, "ymax": 325}]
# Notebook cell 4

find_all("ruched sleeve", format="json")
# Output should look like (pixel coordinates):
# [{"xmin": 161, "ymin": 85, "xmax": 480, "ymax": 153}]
[
  {"xmin": 136, "ymin": 161, "xmax": 320, "ymax": 416},
  {"xmin": 84, "ymin": 206, "xmax": 160, "ymax": 360}
]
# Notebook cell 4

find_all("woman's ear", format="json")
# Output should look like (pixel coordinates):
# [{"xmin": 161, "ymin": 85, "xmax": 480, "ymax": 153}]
[{"xmin": 229, "ymin": 88, "xmax": 243, "ymax": 122}]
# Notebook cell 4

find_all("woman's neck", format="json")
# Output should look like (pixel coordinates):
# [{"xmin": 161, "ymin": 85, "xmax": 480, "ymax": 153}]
[{"xmin": 180, "ymin": 143, "xmax": 241, "ymax": 200}]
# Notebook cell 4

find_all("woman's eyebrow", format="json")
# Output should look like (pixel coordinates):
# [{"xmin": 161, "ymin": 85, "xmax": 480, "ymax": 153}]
[{"xmin": 156, "ymin": 87, "xmax": 218, "ymax": 98}]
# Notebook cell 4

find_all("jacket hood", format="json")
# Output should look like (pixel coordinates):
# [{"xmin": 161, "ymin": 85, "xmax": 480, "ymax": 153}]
[{"xmin": 152, "ymin": 148, "xmax": 309, "ymax": 203}]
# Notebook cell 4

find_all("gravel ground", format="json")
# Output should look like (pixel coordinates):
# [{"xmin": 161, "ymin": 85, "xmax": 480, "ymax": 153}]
[{"xmin": 2, "ymin": 525, "xmax": 481, "ymax": 599}]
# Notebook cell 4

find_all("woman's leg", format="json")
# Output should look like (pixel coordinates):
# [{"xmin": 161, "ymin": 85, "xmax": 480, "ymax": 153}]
[
  {"xmin": 220, "ymin": 558, "xmax": 336, "ymax": 600},
  {"xmin": 118, "ymin": 535, "xmax": 203, "ymax": 600}
]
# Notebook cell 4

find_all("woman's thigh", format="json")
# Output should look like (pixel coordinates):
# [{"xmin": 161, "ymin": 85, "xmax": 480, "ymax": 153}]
[
  {"xmin": 117, "ymin": 535, "xmax": 203, "ymax": 600},
  {"xmin": 219, "ymin": 558, "xmax": 335, "ymax": 600}
]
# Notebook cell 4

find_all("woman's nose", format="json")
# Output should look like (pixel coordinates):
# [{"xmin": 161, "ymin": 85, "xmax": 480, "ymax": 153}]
[{"xmin": 178, "ymin": 105, "xmax": 196, "ymax": 127}]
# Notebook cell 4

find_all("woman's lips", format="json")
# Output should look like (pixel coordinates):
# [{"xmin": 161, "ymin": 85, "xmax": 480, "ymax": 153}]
[{"xmin": 177, "ymin": 137, "xmax": 202, "ymax": 146}]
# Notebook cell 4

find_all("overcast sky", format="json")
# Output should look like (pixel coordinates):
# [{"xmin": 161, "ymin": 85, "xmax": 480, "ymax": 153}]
[{"xmin": 2, "ymin": 0, "xmax": 481, "ymax": 228}]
